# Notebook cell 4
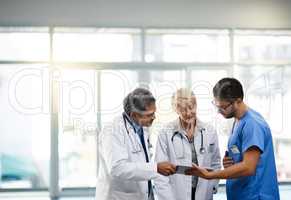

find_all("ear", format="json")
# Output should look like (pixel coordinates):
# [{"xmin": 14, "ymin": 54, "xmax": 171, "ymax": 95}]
[
  {"xmin": 130, "ymin": 112, "xmax": 138, "ymax": 121},
  {"xmin": 236, "ymin": 98, "xmax": 243, "ymax": 103},
  {"xmin": 129, "ymin": 112, "xmax": 135, "ymax": 118}
]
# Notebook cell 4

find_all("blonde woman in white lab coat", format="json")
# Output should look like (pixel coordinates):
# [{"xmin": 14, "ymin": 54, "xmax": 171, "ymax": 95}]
[{"xmin": 154, "ymin": 88, "xmax": 221, "ymax": 200}]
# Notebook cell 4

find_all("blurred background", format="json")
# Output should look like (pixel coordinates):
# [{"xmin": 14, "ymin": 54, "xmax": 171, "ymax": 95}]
[{"xmin": 0, "ymin": 0, "xmax": 291, "ymax": 199}]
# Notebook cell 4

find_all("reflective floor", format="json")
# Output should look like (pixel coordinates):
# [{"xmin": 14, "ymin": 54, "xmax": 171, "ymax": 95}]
[
  {"xmin": 214, "ymin": 185, "xmax": 291, "ymax": 200},
  {"xmin": 0, "ymin": 185, "xmax": 290, "ymax": 200}
]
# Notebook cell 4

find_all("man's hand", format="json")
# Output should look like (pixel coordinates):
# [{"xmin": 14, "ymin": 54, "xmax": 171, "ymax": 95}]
[
  {"xmin": 223, "ymin": 156, "xmax": 234, "ymax": 168},
  {"xmin": 223, "ymin": 151, "xmax": 234, "ymax": 169},
  {"xmin": 157, "ymin": 162, "xmax": 176, "ymax": 176},
  {"xmin": 185, "ymin": 164, "xmax": 212, "ymax": 180}
]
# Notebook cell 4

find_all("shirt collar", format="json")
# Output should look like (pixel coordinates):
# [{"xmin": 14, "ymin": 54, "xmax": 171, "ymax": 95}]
[
  {"xmin": 124, "ymin": 112, "xmax": 143, "ymax": 133},
  {"xmin": 173, "ymin": 118, "xmax": 203, "ymax": 137}
]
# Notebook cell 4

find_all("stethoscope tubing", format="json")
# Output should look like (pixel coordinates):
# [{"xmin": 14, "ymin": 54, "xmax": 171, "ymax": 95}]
[
  {"xmin": 171, "ymin": 128, "xmax": 206, "ymax": 154},
  {"xmin": 122, "ymin": 113, "xmax": 142, "ymax": 153}
]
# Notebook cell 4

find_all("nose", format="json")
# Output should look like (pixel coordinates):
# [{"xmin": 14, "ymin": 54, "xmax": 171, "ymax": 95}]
[{"xmin": 218, "ymin": 109, "xmax": 226, "ymax": 115}]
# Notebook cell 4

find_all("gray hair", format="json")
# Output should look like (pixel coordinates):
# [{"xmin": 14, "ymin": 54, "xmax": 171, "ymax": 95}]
[
  {"xmin": 171, "ymin": 88, "xmax": 195, "ymax": 109},
  {"xmin": 123, "ymin": 88, "xmax": 156, "ymax": 115}
]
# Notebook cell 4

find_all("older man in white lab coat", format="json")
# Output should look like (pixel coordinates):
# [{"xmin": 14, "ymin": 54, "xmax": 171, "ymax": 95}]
[
  {"xmin": 96, "ymin": 88, "xmax": 176, "ymax": 200},
  {"xmin": 155, "ymin": 88, "xmax": 221, "ymax": 200}
]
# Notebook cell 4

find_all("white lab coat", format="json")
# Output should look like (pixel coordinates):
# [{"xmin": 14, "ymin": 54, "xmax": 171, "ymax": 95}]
[
  {"xmin": 95, "ymin": 115, "xmax": 161, "ymax": 200},
  {"xmin": 154, "ymin": 119, "xmax": 221, "ymax": 200}
]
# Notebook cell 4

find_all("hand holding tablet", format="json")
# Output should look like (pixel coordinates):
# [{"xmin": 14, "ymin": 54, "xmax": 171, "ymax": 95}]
[
  {"xmin": 176, "ymin": 165, "xmax": 214, "ymax": 175},
  {"xmin": 176, "ymin": 165, "xmax": 192, "ymax": 174}
]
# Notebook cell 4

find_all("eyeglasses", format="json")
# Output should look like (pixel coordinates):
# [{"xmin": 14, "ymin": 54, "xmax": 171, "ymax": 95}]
[
  {"xmin": 136, "ymin": 111, "xmax": 155, "ymax": 119},
  {"xmin": 211, "ymin": 100, "xmax": 233, "ymax": 112}
]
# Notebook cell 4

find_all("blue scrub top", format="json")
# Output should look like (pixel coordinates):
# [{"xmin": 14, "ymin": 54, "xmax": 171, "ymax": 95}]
[{"xmin": 226, "ymin": 108, "xmax": 280, "ymax": 200}]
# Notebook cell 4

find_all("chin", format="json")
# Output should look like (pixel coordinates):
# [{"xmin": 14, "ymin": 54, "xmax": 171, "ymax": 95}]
[
  {"xmin": 144, "ymin": 121, "xmax": 153, "ymax": 127},
  {"xmin": 223, "ymin": 113, "xmax": 234, "ymax": 119},
  {"xmin": 224, "ymin": 115, "xmax": 233, "ymax": 119},
  {"xmin": 186, "ymin": 118, "xmax": 195, "ymax": 123}
]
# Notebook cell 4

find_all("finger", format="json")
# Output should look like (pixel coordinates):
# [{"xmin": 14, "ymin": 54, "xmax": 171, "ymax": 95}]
[
  {"xmin": 169, "ymin": 168, "xmax": 176, "ymax": 175},
  {"xmin": 170, "ymin": 164, "xmax": 176, "ymax": 170},
  {"xmin": 224, "ymin": 161, "xmax": 234, "ymax": 165},
  {"xmin": 163, "ymin": 171, "xmax": 170, "ymax": 176},
  {"xmin": 185, "ymin": 171, "xmax": 192, "ymax": 175},
  {"xmin": 185, "ymin": 169, "xmax": 193, "ymax": 175},
  {"xmin": 223, "ymin": 157, "xmax": 233, "ymax": 161},
  {"xmin": 223, "ymin": 163, "xmax": 233, "ymax": 168},
  {"xmin": 223, "ymin": 160, "xmax": 234, "ymax": 164},
  {"xmin": 192, "ymin": 163, "xmax": 198, "ymax": 168},
  {"xmin": 223, "ymin": 159, "xmax": 234, "ymax": 163},
  {"xmin": 224, "ymin": 164, "xmax": 233, "ymax": 168},
  {"xmin": 223, "ymin": 159, "xmax": 233, "ymax": 162},
  {"xmin": 168, "ymin": 167, "xmax": 176, "ymax": 174}
]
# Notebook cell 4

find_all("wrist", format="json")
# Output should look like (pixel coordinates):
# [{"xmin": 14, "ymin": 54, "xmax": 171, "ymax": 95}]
[
  {"xmin": 154, "ymin": 163, "xmax": 158, "ymax": 172},
  {"xmin": 206, "ymin": 171, "xmax": 216, "ymax": 179}
]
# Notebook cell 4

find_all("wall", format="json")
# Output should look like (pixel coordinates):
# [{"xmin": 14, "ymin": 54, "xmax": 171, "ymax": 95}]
[{"xmin": 0, "ymin": 0, "xmax": 291, "ymax": 28}]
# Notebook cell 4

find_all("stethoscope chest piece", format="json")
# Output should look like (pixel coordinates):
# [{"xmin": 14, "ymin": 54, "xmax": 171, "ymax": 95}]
[{"xmin": 199, "ymin": 147, "xmax": 206, "ymax": 154}]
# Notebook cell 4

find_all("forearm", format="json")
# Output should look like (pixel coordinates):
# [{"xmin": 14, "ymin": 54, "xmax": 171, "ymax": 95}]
[{"xmin": 208, "ymin": 161, "xmax": 254, "ymax": 179}]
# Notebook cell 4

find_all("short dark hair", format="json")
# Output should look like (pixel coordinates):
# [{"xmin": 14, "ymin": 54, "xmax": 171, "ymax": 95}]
[
  {"xmin": 213, "ymin": 78, "xmax": 244, "ymax": 101},
  {"xmin": 123, "ymin": 88, "xmax": 156, "ymax": 115}
]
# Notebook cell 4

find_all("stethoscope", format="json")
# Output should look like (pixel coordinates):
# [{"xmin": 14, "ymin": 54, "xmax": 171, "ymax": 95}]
[
  {"xmin": 122, "ymin": 112, "xmax": 151, "ymax": 154},
  {"xmin": 171, "ymin": 127, "xmax": 206, "ymax": 155}
]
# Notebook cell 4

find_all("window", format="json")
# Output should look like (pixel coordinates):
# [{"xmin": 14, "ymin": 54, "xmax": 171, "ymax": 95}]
[
  {"xmin": 53, "ymin": 28, "xmax": 141, "ymax": 62},
  {"xmin": 233, "ymin": 30, "xmax": 291, "ymax": 182},
  {"xmin": 234, "ymin": 30, "xmax": 291, "ymax": 63},
  {"xmin": 0, "ymin": 27, "xmax": 49, "ymax": 61},
  {"xmin": 149, "ymin": 70, "xmax": 186, "ymax": 125},
  {"xmin": 234, "ymin": 65, "xmax": 291, "ymax": 182},
  {"xmin": 58, "ymin": 69, "xmax": 97, "ymax": 188},
  {"xmin": 100, "ymin": 70, "xmax": 138, "ymax": 125},
  {"xmin": 145, "ymin": 29, "xmax": 230, "ymax": 62},
  {"xmin": 0, "ymin": 65, "xmax": 50, "ymax": 189}
]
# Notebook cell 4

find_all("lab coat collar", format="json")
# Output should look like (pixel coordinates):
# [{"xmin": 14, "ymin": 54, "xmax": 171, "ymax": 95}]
[
  {"xmin": 173, "ymin": 118, "xmax": 204, "ymax": 138},
  {"xmin": 123, "ymin": 112, "xmax": 143, "ymax": 134},
  {"xmin": 172, "ymin": 118, "xmax": 205, "ymax": 166}
]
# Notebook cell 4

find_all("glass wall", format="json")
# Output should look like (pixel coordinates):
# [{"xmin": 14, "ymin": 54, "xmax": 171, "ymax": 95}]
[
  {"xmin": 0, "ymin": 65, "xmax": 50, "ymax": 189},
  {"xmin": 145, "ymin": 29, "xmax": 230, "ymax": 62},
  {"xmin": 53, "ymin": 28, "xmax": 141, "ymax": 62},
  {"xmin": 57, "ymin": 69, "xmax": 97, "ymax": 188},
  {"xmin": 0, "ymin": 27, "xmax": 49, "ymax": 61}
]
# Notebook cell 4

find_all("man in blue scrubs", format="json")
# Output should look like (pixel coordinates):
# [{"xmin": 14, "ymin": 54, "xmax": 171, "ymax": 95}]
[{"xmin": 186, "ymin": 78, "xmax": 280, "ymax": 200}]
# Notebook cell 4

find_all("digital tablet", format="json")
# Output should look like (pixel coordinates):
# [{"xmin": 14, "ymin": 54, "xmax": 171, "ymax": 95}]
[
  {"xmin": 176, "ymin": 165, "xmax": 192, "ymax": 174},
  {"xmin": 176, "ymin": 165, "xmax": 214, "ymax": 174}
]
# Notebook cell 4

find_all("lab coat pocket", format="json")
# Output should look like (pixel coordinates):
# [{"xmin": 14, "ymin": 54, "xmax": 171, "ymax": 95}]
[
  {"xmin": 111, "ymin": 190, "xmax": 143, "ymax": 200},
  {"xmin": 207, "ymin": 143, "xmax": 215, "ymax": 153}
]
